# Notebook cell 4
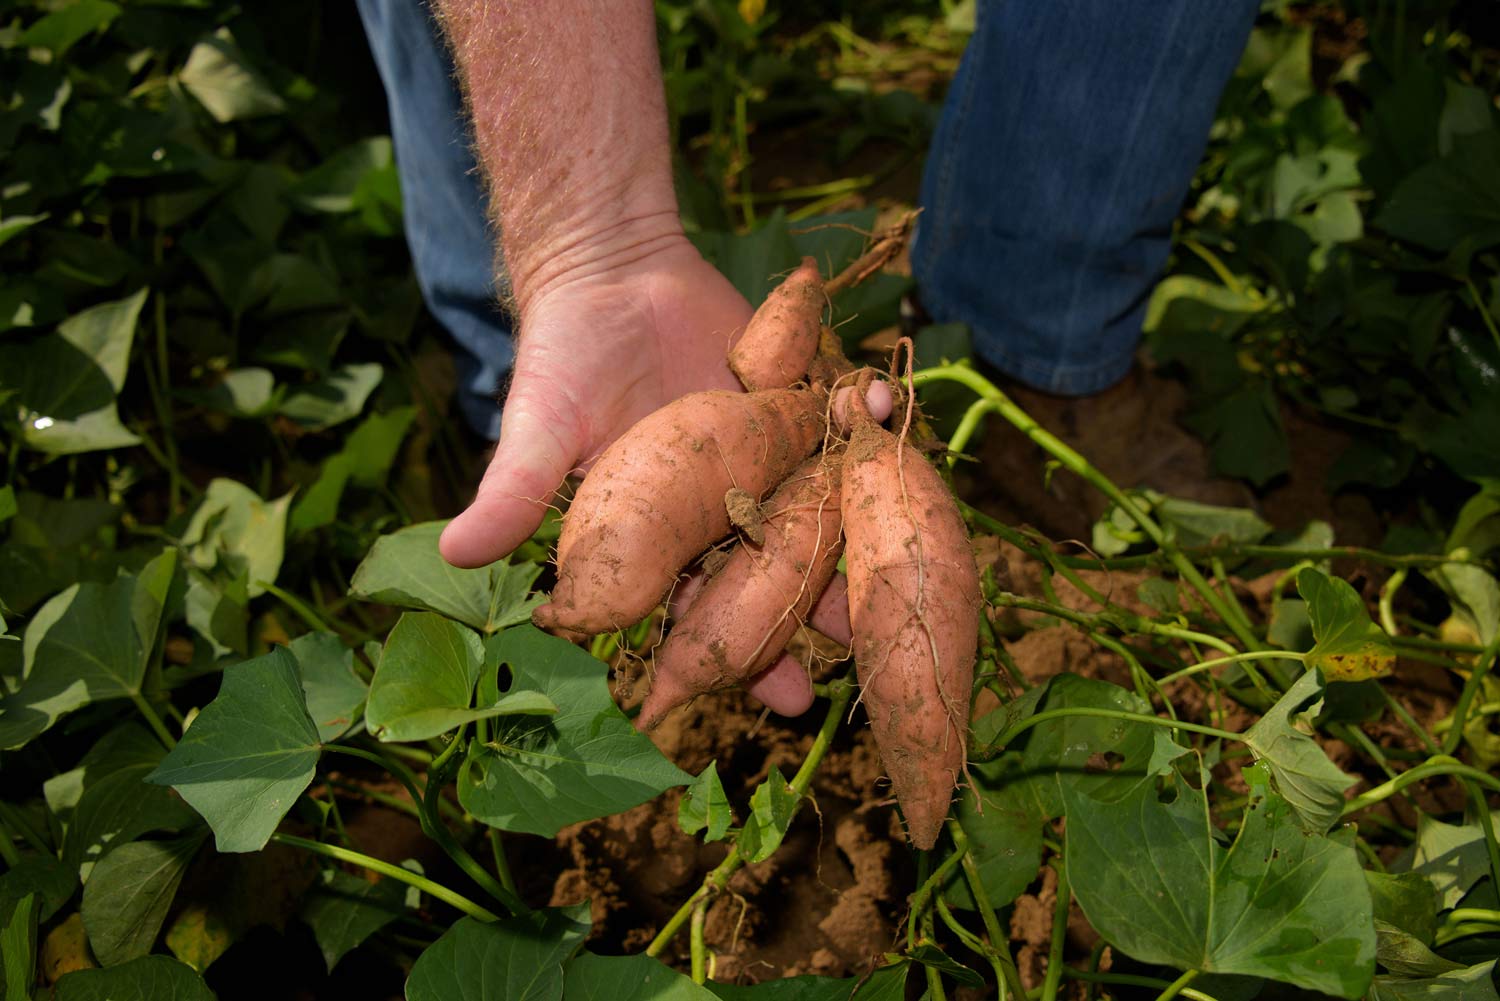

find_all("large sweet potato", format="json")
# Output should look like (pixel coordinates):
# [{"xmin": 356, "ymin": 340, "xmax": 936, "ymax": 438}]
[
  {"xmin": 533, "ymin": 388, "xmax": 826, "ymax": 634},
  {"xmin": 841, "ymin": 410, "xmax": 980, "ymax": 850},
  {"xmin": 639, "ymin": 454, "xmax": 844, "ymax": 728},
  {"xmin": 728, "ymin": 257, "xmax": 823, "ymax": 391}
]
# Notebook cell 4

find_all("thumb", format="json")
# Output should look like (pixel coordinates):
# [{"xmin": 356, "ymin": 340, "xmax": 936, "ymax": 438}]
[{"xmin": 440, "ymin": 394, "xmax": 582, "ymax": 568}]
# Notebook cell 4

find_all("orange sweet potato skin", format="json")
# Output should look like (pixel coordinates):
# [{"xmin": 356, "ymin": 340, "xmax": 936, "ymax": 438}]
[
  {"xmin": 728, "ymin": 257, "xmax": 823, "ymax": 392},
  {"xmin": 640, "ymin": 454, "xmax": 844, "ymax": 728},
  {"xmin": 534, "ymin": 389, "xmax": 826, "ymax": 635},
  {"xmin": 841, "ymin": 419, "xmax": 979, "ymax": 850}
]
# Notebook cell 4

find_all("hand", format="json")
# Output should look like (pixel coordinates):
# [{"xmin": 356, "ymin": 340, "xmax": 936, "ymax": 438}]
[{"xmin": 439, "ymin": 237, "xmax": 751, "ymax": 569}]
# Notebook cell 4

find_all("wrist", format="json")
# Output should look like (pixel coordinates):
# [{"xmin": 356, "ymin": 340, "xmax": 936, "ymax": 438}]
[{"xmin": 508, "ymin": 206, "xmax": 694, "ymax": 317}]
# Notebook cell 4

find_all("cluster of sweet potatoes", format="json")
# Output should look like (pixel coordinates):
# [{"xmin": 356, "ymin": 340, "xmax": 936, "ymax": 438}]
[{"xmin": 532, "ymin": 255, "xmax": 981, "ymax": 850}]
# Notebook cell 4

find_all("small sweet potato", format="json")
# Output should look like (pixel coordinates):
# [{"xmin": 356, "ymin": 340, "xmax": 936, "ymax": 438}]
[
  {"xmin": 533, "ymin": 388, "xmax": 826, "ymax": 635},
  {"xmin": 639, "ymin": 454, "xmax": 845, "ymax": 728},
  {"xmin": 728, "ymin": 257, "xmax": 824, "ymax": 391},
  {"xmin": 842, "ymin": 409, "xmax": 980, "ymax": 850}
]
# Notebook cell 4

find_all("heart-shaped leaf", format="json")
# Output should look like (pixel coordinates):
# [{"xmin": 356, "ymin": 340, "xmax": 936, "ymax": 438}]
[{"xmin": 147, "ymin": 647, "xmax": 321, "ymax": 852}]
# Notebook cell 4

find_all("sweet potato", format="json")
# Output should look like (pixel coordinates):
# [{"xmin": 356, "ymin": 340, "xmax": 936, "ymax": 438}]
[
  {"xmin": 841, "ymin": 408, "xmax": 980, "ymax": 850},
  {"xmin": 639, "ymin": 454, "xmax": 844, "ymax": 729},
  {"xmin": 728, "ymin": 257, "xmax": 824, "ymax": 391},
  {"xmin": 533, "ymin": 388, "xmax": 826, "ymax": 635}
]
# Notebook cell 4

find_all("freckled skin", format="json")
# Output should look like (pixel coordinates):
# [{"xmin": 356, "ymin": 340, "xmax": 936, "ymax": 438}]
[
  {"xmin": 841, "ymin": 418, "xmax": 980, "ymax": 850},
  {"xmin": 533, "ymin": 389, "xmax": 825, "ymax": 634}
]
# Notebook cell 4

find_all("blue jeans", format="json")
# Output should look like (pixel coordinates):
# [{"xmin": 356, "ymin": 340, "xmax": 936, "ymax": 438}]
[
  {"xmin": 913, "ymin": 0, "xmax": 1258, "ymax": 395},
  {"xmin": 359, "ymin": 1, "xmax": 1257, "ymax": 435},
  {"xmin": 354, "ymin": 0, "xmax": 511, "ymax": 440}
]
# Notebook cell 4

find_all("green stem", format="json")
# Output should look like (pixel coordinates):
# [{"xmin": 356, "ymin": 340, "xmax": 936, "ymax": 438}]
[
  {"xmin": 1157, "ymin": 650, "xmax": 1305, "ymax": 686},
  {"xmin": 1341, "ymin": 756, "xmax": 1500, "ymax": 815},
  {"xmin": 1379, "ymin": 569, "xmax": 1407, "ymax": 637},
  {"xmin": 646, "ymin": 673, "xmax": 856, "ymax": 958},
  {"xmin": 1055, "ymin": 966, "xmax": 1225, "ymax": 1001},
  {"xmin": 983, "ymin": 707, "xmax": 1243, "ymax": 759},
  {"xmin": 259, "ymin": 581, "xmax": 362, "ymax": 643},
  {"xmin": 489, "ymin": 829, "xmax": 520, "ymax": 900},
  {"xmin": 1155, "ymin": 969, "xmax": 1200, "ymax": 1001},
  {"xmin": 1442, "ymin": 635, "xmax": 1500, "ymax": 756},
  {"xmin": 1466, "ymin": 277, "xmax": 1500, "ymax": 355},
  {"xmin": 422, "ymin": 733, "xmax": 524, "ymax": 914},
  {"xmin": 271, "ymin": 833, "xmax": 498, "ymax": 922},
  {"xmin": 1469, "ymin": 788, "xmax": 1500, "ymax": 907},
  {"xmin": 689, "ymin": 897, "xmax": 709, "ymax": 984},
  {"xmin": 935, "ymin": 899, "xmax": 1009, "ymax": 996},
  {"xmin": 1380, "ymin": 685, "xmax": 1439, "ymax": 755},
  {"xmin": 909, "ymin": 843, "xmax": 969, "ymax": 931},
  {"xmin": 325, "ymin": 743, "xmax": 523, "ymax": 914},
  {"xmin": 945, "ymin": 398, "xmax": 995, "ymax": 465},
  {"xmin": 131, "ymin": 692, "xmax": 177, "ymax": 749},
  {"xmin": 948, "ymin": 818, "xmax": 1027, "ymax": 1001},
  {"xmin": 914, "ymin": 364, "xmax": 1264, "ymax": 658},
  {"xmin": 1040, "ymin": 861, "xmax": 1070, "ymax": 1001}
]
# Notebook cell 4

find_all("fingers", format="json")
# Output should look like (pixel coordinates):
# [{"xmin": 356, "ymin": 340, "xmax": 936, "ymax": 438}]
[
  {"xmin": 439, "ymin": 394, "xmax": 581, "ymax": 568},
  {"xmin": 832, "ymin": 380, "xmax": 895, "ymax": 431},
  {"xmin": 743, "ymin": 655, "xmax": 815, "ymax": 717},
  {"xmin": 806, "ymin": 573, "xmax": 852, "ymax": 645}
]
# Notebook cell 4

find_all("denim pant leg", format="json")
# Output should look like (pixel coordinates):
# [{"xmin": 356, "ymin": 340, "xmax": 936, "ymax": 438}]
[
  {"xmin": 913, "ymin": 0, "xmax": 1258, "ymax": 396},
  {"xmin": 355, "ymin": 0, "xmax": 512, "ymax": 440}
]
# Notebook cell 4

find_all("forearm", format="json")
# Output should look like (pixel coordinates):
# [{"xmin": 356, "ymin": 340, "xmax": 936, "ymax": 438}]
[{"xmin": 436, "ymin": 0, "xmax": 683, "ymax": 314}]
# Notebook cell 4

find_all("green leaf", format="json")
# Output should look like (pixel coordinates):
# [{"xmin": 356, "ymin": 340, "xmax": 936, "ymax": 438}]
[
  {"xmin": 17, "ymin": 0, "xmax": 120, "ymax": 56},
  {"xmin": 181, "ymin": 478, "xmax": 292, "ymax": 598},
  {"xmin": 679, "ymin": 761, "xmax": 733, "ymax": 842},
  {"xmin": 183, "ymin": 565, "xmax": 248, "ymax": 659},
  {"xmin": 300, "ymin": 868, "xmax": 410, "ymax": 973},
  {"xmin": 1, "ymin": 892, "xmax": 37, "ymax": 1001},
  {"xmin": 1367, "ymin": 871, "xmax": 1441, "ymax": 946},
  {"xmin": 690, "ymin": 211, "xmax": 799, "ymax": 306},
  {"xmin": 1186, "ymin": 381, "xmax": 1291, "ymax": 487},
  {"xmin": 290, "ymin": 138, "xmax": 395, "ymax": 213},
  {"xmin": 405, "ymin": 905, "xmax": 591, "ymax": 1001},
  {"xmin": 277, "ymin": 362, "xmax": 383, "ymax": 431},
  {"xmin": 179, "ymin": 367, "xmax": 278, "ymax": 418},
  {"xmin": 1368, "ymin": 961, "xmax": 1499, "ymax": 1001},
  {"xmin": 1373, "ymin": 921, "xmax": 1464, "ymax": 978},
  {"xmin": 460, "ymin": 626, "xmax": 691, "ymax": 837},
  {"xmin": 1155, "ymin": 494, "xmax": 1273, "ymax": 548},
  {"xmin": 288, "ymin": 632, "xmax": 368, "ymax": 742},
  {"xmin": 1376, "ymin": 131, "xmax": 1500, "ymax": 254},
  {"xmin": 1408, "ymin": 811, "xmax": 1500, "ymax": 909},
  {"xmin": 58, "ymin": 723, "xmax": 200, "ymax": 878},
  {"xmin": 0, "ymin": 550, "xmax": 176, "ymax": 749},
  {"xmin": 179, "ymin": 29, "xmax": 286, "ymax": 123},
  {"xmin": 1003, "ymin": 674, "xmax": 1187, "ymax": 819},
  {"xmin": 1425, "ymin": 563, "xmax": 1499, "ymax": 647},
  {"xmin": 1297, "ymin": 568, "xmax": 1396, "ymax": 680},
  {"xmin": 0, "ymin": 856, "xmax": 75, "ymax": 925},
  {"xmin": 350, "ymin": 521, "xmax": 544, "ymax": 633},
  {"xmin": 54, "ymin": 955, "xmax": 215, "ymax": 1001},
  {"xmin": 289, "ymin": 406, "xmax": 417, "ymax": 534},
  {"xmin": 1, "ymin": 289, "xmax": 147, "ymax": 455},
  {"xmin": 81, "ymin": 833, "xmax": 203, "ymax": 966},
  {"xmin": 563, "ymin": 952, "xmax": 717, "ymax": 1001},
  {"xmin": 1065, "ymin": 767, "xmax": 1375, "ymax": 998},
  {"xmin": 147, "ymin": 647, "xmax": 321, "ymax": 853},
  {"xmin": 941, "ymin": 760, "xmax": 1043, "ymax": 911},
  {"xmin": 737, "ymin": 766, "xmax": 798, "ymax": 863},
  {"xmin": 367, "ymin": 612, "xmax": 554, "ymax": 742},
  {"xmin": 1242, "ymin": 669, "xmax": 1356, "ymax": 832},
  {"xmin": 906, "ymin": 944, "xmax": 983, "ymax": 987}
]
